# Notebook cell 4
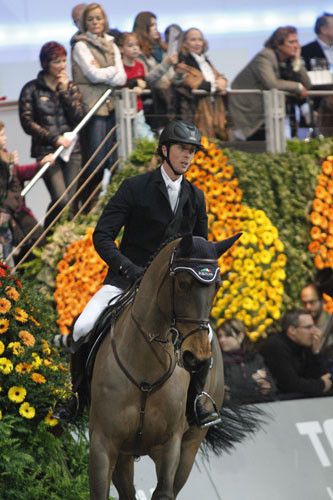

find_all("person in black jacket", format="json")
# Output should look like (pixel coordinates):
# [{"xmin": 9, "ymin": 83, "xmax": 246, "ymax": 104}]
[
  {"xmin": 54, "ymin": 120, "xmax": 221, "ymax": 427},
  {"xmin": 19, "ymin": 41, "xmax": 84, "ymax": 230},
  {"xmin": 260, "ymin": 308, "xmax": 332, "ymax": 399},
  {"xmin": 218, "ymin": 318, "xmax": 276, "ymax": 404},
  {"xmin": 301, "ymin": 13, "xmax": 333, "ymax": 70}
]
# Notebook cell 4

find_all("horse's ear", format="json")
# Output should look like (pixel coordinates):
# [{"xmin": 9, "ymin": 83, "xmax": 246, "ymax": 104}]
[
  {"xmin": 214, "ymin": 233, "xmax": 242, "ymax": 258},
  {"xmin": 177, "ymin": 233, "xmax": 193, "ymax": 256}
]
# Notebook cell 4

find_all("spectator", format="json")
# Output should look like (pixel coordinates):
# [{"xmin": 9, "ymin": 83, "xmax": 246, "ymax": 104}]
[
  {"xmin": 301, "ymin": 13, "xmax": 333, "ymax": 70},
  {"xmin": 71, "ymin": 3, "xmax": 126, "ymax": 212},
  {"xmin": 71, "ymin": 3, "xmax": 87, "ymax": 30},
  {"xmin": 133, "ymin": 11, "xmax": 178, "ymax": 131},
  {"xmin": 117, "ymin": 32, "xmax": 155, "ymax": 141},
  {"xmin": 176, "ymin": 28, "xmax": 228, "ymax": 140},
  {"xmin": 301, "ymin": 269, "xmax": 333, "ymax": 360},
  {"xmin": 0, "ymin": 121, "xmax": 54, "ymax": 265},
  {"xmin": 301, "ymin": 14, "xmax": 333, "ymax": 137},
  {"xmin": 19, "ymin": 41, "xmax": 84, "ymax": 231},
  {"xmin": 218, "ymin": 318, "xmax": 276, "ymax": 404},
  {"xmin": 260, "ymin": 309, "xmax": 332, "ymax": 398},
  {"xmin": 164, "ymin": 24, "xmax": 183, "ymax": 46},
  {"xmin": 229, "ymin": 26, "xmax": 311, "ymax": 141}
]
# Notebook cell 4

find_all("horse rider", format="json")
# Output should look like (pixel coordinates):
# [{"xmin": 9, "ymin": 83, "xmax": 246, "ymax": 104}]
[{"xmin": 53, "ymin": 120, "xmax": 221, "ymax": 428}]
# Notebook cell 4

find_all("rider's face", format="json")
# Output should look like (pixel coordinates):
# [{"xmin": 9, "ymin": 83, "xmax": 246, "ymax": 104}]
[{"xmin": 163, "ymin": 143, "xmax": 196, "ymax": 178}]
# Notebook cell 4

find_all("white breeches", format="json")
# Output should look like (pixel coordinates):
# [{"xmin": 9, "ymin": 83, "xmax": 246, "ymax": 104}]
[{"xmin": 73, "ymin": 284, "xmax": 124, "ymax": 342}]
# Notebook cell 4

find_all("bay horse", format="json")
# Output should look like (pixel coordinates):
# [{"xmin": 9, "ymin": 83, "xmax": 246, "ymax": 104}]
[{"xmin": 88, "ymin": 232, "xmax": 241, "ymax": 499}]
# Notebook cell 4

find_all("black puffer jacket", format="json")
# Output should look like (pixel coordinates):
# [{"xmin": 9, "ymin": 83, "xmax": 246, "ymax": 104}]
[{"xmin": 19, "ymin": 71, "xmax": 84, "ymax": 158}]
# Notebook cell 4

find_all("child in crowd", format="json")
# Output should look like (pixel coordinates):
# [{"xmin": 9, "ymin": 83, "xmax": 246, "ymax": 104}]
[
  {"xmin": 0, "ymin": 121, "xmax": 53, "ymax": 266},
  {"xmin": 118, "ymin": 32, "xmax": 155, "ymax": 141}
]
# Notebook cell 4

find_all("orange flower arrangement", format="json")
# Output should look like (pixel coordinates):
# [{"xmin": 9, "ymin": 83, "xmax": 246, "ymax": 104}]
[
  {"xmin": 309, "ymin": 155, "xmax": 333, "ymax": 311},
  {"xmin": 186, "ymin": 138, "xmax": 245, "ymax": 275},
  {"xmin": 54, "ymin": 228, "xmax": 108, "ymax": 335}
]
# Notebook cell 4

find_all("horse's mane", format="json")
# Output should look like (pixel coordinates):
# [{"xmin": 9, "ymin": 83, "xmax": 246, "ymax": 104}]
[{"xmin": 144, "ymin": 233, "xmax": 182, "ymax": 271}]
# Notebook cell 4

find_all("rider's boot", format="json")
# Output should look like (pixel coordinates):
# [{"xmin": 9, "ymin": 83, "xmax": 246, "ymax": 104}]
[
  {"xmin": 186, "ymin": 361, "xmax": 221, "ymax": 428},
  {"xmin": 53, "ymin": 342, "xmax": 89, "ymax": 423}
]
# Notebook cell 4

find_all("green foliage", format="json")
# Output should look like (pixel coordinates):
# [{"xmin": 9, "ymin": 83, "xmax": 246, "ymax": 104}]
[
  {"xmin": 128, "ymin": 137, "xmax": 158, "ymax": 168},
  {"xmin": 0, "ymin": 416, "xmax": 90, "ymax": 500},
  {"xmin": 224, "ymin": 147, "xmax": 321, "ymax": 307}
]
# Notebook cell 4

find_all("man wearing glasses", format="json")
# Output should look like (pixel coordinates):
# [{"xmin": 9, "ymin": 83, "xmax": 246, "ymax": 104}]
[{"xmin": 260, "ymin": 309, "xmax": 332, "ymax": 398}]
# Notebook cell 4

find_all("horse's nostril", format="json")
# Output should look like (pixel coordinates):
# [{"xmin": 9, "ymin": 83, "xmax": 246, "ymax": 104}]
[{"xmin": 182, "ymin": 350, "xmax": 198, "ymax": 369}]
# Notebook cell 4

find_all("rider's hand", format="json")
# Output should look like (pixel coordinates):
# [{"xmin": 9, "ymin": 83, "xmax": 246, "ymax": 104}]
[{"xmin": 120, "ymin": 262, "xmax": 144, "ymax": 284}]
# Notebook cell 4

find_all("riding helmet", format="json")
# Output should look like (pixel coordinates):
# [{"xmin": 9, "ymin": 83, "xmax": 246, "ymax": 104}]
[{"xmin": 157, "ymin": 120, "xmax": 203, "ymax": 157}]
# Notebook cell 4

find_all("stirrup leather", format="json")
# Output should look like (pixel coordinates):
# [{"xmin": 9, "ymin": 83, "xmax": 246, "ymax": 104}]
[{"xmin": 194, "ymin": 391, "xmax": 222, "ymax": 429}]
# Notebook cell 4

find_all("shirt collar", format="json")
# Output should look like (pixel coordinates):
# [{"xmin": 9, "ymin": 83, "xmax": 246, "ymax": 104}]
[
  {"xmin": 317, "ymin": 37, "xmax": 333, "ymax": 50},
  {"xmin": 161, "ymin": 166, "xmax": 182, "ymax": 188}
]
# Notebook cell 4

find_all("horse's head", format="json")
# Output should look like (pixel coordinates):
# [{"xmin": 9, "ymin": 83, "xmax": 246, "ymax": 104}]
[{"xmin": 169, "ymin": 232, "xmax": 241, "ymax": 372}]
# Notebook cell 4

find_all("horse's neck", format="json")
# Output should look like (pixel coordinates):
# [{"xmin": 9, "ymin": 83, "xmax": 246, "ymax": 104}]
[{"xmin": 132, "ymin": 249, "xmax": 173, "ymax": 339}]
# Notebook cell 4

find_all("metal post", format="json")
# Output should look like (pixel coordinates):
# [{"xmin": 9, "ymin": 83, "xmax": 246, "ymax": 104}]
[{"xmin": 264, "ymin": 89, "xmax": 286, "ymax": 153}]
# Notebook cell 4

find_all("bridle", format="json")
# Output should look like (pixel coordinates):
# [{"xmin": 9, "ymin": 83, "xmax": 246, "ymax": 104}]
[{"xmin": 167, "ymin": 246, "xmax": 220, "ymax": 366}]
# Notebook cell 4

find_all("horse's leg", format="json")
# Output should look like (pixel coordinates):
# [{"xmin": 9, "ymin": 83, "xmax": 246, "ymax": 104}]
[
  {"xmin": 151, "ymin": 433, "xmax": 182, "ymax": 500},
  {"xmin": 89, "ymin": 427, "xmax": 117, "ymax": 500},
  {"xmin": 112, "ymin": 454, "xmax": 136, "ymax": 500},
  {"xmin": 173, "ymin": 430, "xmax": 206, "ymax": 498}
]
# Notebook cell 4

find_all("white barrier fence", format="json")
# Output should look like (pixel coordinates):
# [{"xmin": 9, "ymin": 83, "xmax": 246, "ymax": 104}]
[{"xmin": 117, "ymin": 396, "xmax": 333, "ymax": 500}]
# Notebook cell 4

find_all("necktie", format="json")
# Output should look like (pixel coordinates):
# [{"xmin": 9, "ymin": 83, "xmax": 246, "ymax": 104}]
[{"xmin": 167, "ymin": 183, "xmax": 179, "ymax": 212}]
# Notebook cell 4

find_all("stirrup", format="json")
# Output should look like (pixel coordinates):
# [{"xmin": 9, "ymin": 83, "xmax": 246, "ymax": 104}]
[
  {"xmin": 194, "ymin": 391, "xmax": 222, "ymax": 429},
  {"xmin": 53, "ymin": 391, "xmax": 79, "ymax": 423}
]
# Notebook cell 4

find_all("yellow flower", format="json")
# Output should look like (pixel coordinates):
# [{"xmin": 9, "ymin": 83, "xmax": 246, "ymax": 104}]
[
  {"xmin": 5, "ymin": 286, "xmax": 20, "ymax": 301},
  {"xmin": 8, "ymin": 341, "xmax": 24, "ymax": 356},
  {"xmin": 243, "ymin": 297, "xmax": 253, "ymax": 310},
  {"xmin": 249, "ymin": 233, "xmax": 258, "ymax": 245},
  {"xmin": 248, "ymin": 220, "xmax": 258, "ymax": 233},
  {"xmin": 243, "ymin": 259, "xmax": 255, "ymax": 272},
  {"xmin": 0, "ymin": 357, "xmax": 13, "ymax": 374},
  {"xmin": 44, "ymin": 410, "xmax": 59, "ymax": 427},
  {"xmin": 0, "ymin": 318, "xmax": 9, "ymax": 334},
  {"xmin": 254, "ymin": 210, "xmax": 266, "ymax": 225},
  {"xmin": 233, "ymin": 259, "xmax": 243, "ymax": 272},
  {"xmin": 262, "ymin": 231, "xmax": 274, "ymax": 246},
  {"xmin": 8, "ymin": 386, "xmax": 26, "ymax": 403},
  {"xmin": 274, "ymin": 239, "xmax": 285, "ymax": 252},
  {"xmin": 19, "ymin": 402, "xmax": 35, "ymax": 419},
  {"xmin": 30, "ymin": 372, "xmax": 46, "ymax": 384},
  {"xmin": 0, "ymin": 340, "xmax": 4, "ymax": 355},
  {"xmin": 0, "ymin": 409, "xmax": 2, "ymax": 420},
  {"xmin": 31, "ymin": 353, "xmax": 42, "ymax": 368},
  {"xmin": 240, "ymin": 232, "xmax": 250, "ymax": 245},
  {"xmin": 15, "ymin": 362, "xmax": 33, "ymax": 374},
  {"xmin": 19, "ymin": 330, "xmax": 35, "ymax": 347},
  {"xmin": 14, "ymin": 308, "xmax": 29, "ymax": 323},
  {"xmin": 260, "ymin": 250, "xmax": 272, "ymax": 265},
  {"xmin": 0, "ymin": 298, "xmax": 11, "ymax": 314}
]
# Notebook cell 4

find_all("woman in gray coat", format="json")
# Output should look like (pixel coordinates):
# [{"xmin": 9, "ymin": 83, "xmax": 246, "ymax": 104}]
[{"xmin": 229, "ymin": 26, "xmax": 311, "ymax": 140}]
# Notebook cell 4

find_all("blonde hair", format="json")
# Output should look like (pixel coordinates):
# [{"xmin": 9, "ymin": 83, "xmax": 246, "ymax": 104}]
[
  {"xmin": 180, "ymin": 28, "xmax": 208, "ymax": 56},
  {"xmin": 81, "ymin": 3, "xmax": 109, "ymax": 33}
]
